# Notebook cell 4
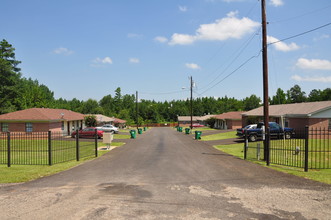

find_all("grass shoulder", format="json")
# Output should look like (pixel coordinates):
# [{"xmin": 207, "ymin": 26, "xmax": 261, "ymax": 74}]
[
  {"xmin": 214, "ymin": 143, "xmax": 331, "ymax": 185},
  {"xmin": 0, "ymin": 141, "xmax": 125, "ymax": 184},
  {"xmin": 201, "ymin": 131, "xmax": 237, "ymax": 141}
]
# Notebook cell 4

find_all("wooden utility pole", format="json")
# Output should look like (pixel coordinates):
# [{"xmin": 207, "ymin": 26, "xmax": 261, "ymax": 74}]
[
  {"xmin": 261, "ymin": 0, "xmax": 270, "ymax": 164},
  {"xmin": 190, "ymin": 76, "xmax": 193, "ymax": 129},
  {"xmin": 136, "ymin": 91, "xmax": 139, "ymax": 130}
]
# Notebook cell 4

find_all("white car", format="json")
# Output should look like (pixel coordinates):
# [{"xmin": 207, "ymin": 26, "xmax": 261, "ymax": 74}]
[{"xmin": 96, "ymin": 124, "xmax": 119, "ymax": 133}]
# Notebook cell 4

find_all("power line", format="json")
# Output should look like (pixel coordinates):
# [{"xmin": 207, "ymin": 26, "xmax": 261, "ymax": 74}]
[
  {"xmin": 268, "ymin": 22, "xmax": 331, "ymax": 46},
  {"xmin": 269, "ymin": 4, "xmax": 331, "ymax": 24},
  {"xmin": 199, "ymin": 27, "xmax": 262, "ymax": 91},
  {"xmin": 197, "ymin": 50, "xmax": 262, "ymax": 96}
]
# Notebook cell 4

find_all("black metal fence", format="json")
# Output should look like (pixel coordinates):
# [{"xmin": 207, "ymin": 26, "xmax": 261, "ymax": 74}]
[
  {"xmin": 244, "ymin": 127, "xmax": 331, "ymax": 171},
  {"xmin": 0, "ymin": 131, "xmax": 98, "ymax": 167}
]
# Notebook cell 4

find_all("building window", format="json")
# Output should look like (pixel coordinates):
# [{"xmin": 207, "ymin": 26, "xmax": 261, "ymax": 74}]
[
  {"xmin": 329, "ymin": 119, "xmax": 331, "ymax": 129},
  {"xmin": 26, "ymin": 123, "xmax": 33, "ymax": 132},
  {"xmin": 1, "ymin": 123, "xmax": 8, "ymax": 132},
  {"xmin": 61, "ymin": 122, "xmax": 64, "ymax": 130}
]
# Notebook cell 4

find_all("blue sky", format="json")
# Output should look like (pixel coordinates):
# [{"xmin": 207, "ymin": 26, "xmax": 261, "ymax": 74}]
[{"xmin": 1, "ymin": 0, "xmax": 331, "ymax": 102}]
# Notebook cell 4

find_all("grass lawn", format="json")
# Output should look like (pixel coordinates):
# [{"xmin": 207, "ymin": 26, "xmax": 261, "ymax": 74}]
[
  {"xmin": 201, "ymin": 131, "xmax": 237, "ymax": 141},
  {"xmin": 0, "ymin": 141, "xmax": 125, "ymax": 184},
  {"xmin": 214, "ymin": 143, "xmax": 331, "ymax": 185},
  {"xmin": 114, "ymin": 134, "xmax": 130, "ymax": 139}
]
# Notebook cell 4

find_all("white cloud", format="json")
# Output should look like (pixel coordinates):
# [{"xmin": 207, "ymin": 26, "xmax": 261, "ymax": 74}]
[
  {"xmin": 169, "ymin": 11, "xmax": 259, "ymax": 45},
  {"xmin": 154, "ymin": 36, "xmax": 168, "ymax": 43},
  {"xmin": 313, "ymin": 34, "xmax": 330, "ymax": 42},
  {"xmin": 185, "ymin": 63, "xmax": 201, "ymax": 70},
  {"xmin": 127, "ymin": 33, "xmax": 143, "ymax": 38},
  {"xmin": 296, "ymin": 58, "xmax": 331, "ymax": 70},
  {"xmin": 93, "ymin": 57, "xmax": 113, "ymax": 64},
  {"xmin": 267, "ymin": 36, "xmax": 299, "ymax": 52},
  {"xmin": 53, "ymin": 47, "xmax": 74, "ymax": 55},
  {"xmin": 129, "ymin": 58, "xmax": 140, "ymax": 63},
  {"xmin": 270, "ymin": 0, "xmax": 284, "ymax": 7},
  {"xmin": 179, "ymin": 6, "xmax": 187, "ymax": 12},
  {"xmin": 291, "ymin": 75, "xmax": 331, "ymax": 83}
]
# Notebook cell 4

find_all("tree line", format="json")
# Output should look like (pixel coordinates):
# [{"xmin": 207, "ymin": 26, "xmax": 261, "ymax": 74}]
[{"xmin": 1, "ymin": 39, "xmax": 330, "ymax": 124}]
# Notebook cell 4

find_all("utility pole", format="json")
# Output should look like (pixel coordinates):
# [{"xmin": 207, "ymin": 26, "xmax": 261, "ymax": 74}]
[
  {"xmin": 136, "ymin": 91, "xmax": 139, "ymax": 130},
  {"xmin": 261, "ymin": 0, "xmax": 270, "ymax": 165},
  {"xmin": 190, "ymin": 76, "xmax": 193, "ymax": 129}
]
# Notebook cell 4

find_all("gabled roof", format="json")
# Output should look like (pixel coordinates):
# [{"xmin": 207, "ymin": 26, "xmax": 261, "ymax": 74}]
[
  {"xmin": 243, "ymin": 101, "xmax": 331, "ymax": 117},
  {"xmin": 88, "ymin": 114, "xmax": 114, "ymax": 123},
  {"xmin": 113, "ymin": 118, "xmax": 126, "ymax": 124},
  {"xmin": 0, "ymin": 108, "xmax": 84, "ymax": 122},
  {"xmin": 215, "ymin": 111, "xmax": 244, "ymax": 120}
]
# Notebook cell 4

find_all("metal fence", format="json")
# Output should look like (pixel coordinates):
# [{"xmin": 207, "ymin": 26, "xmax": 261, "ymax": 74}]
[
  {"xmin": 244, "ymin": 127, "xmax": 331, "ymax": 171},
  {"xmin": 0, "ymin": 131, "xmax": 98, "ymax": 167}
]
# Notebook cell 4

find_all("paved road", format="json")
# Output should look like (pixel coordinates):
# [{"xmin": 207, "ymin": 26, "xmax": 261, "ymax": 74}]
[{"xmin": 1, "ymin": 128, "xmax": 330, "ymax": 219}]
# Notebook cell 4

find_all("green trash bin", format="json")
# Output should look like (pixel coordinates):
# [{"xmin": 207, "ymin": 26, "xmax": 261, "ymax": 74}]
[
  {"xmin": 143, "ymin": 127, "xmax": 147, "ymax": 131},
  {"xmin": 195, "ymin": 131, "xmax": 202, "ymax": 140},
  {"xmin": 130, "ymin": 130, "xmax": 136, "ymax": 139},
  {"xmin": 138, "ymin": 128, "xmax": 143, "ymax": 134},
  {"xmin": 178, "ymin": 127, "xmax": 183, "ymax": 132},
  {"xmin": 185, "ymin": 128, "xmax": 190, "ymax": 134}
]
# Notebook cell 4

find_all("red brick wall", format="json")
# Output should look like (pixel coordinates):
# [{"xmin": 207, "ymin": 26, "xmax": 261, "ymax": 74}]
[
  {"xmin": 6, "ymin": 122, "xmax": 62, "ymax": 132},
  {"xmin": 227, "ymin": 120, "xmax": 242, "ymax": 129},
  {"xmin": 308, "ymin": 118, "xmax": 328, "ymax": 129},
  {"xmin": 287, "ymin": 118, "xmax": 308, "ymax": 131},
  {"xmin": 8, "ymin": 123, "xmax": 25, "ymax": 132}
]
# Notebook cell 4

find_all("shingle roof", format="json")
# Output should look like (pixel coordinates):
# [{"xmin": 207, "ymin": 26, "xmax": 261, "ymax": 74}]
[
  {"xmin": 214, "ymin": 111, "xmax": 244, "ymax": 120},
  {"xmin": 113, "ymin": 118, "xmax": 126, "ymax": 124},
  {"xmin": 0, "ymin": 108, "xmax": 85, "ymax": 121},
  {"xmin": 88, "ymin": 114, "xmax": 114, "ymax": 123},
  {"xmin": 243, "ymin": 101, "xmax": 331, "ymax": 117}
]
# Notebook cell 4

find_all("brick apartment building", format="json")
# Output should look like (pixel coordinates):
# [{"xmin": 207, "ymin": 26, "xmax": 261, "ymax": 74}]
[{"xmin": 0, "ymin": 108, "xmax": 85, "ymax": 135}]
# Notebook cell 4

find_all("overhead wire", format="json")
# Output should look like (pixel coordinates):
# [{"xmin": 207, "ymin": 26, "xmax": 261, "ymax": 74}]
[
  {"xmin": 197, "ymin": 49, "xmax": 262, "ymax": 96},
  {"xmin": 268, "ymin": 22, "xmax": 331, "ymax": 46}
]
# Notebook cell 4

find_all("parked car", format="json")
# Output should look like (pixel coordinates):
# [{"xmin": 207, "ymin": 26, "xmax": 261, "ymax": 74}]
[
  {"xmin": 192, "ymin": 123, "xmax": 204, "ymax": 128},
  {"xmin": 236, "ymin": 124, "xmax": 257, "ymax": 137},
  {"xmin": 237, "ymin": 122, "xmax": 294, "ymax": 142},
  {"xmin": 96, "ymin": 124, "xmax": 119, "ymax": 133},
  {"xmin": 71, "ymin": 127, "xmax": 104, "ymax": 139}
]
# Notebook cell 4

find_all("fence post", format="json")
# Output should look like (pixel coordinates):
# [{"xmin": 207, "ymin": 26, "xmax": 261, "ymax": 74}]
[
  {"xmin": 95, "ymin": 129, "xmax": 98, "ymax": 157},
  {"xmin": 7, "ymin": 132, "xmax": 11, "ymax": 167},
  {"xmin": 48, "ymin": 131, "xmax": 52, "ymax": 166},
  {"xmin": 304, "ymin": 125, "xmax": 309, "ymax": 172},
  {"xmin": 244, "ymin": 130, "xmax": 248, "ymax": 160},
  {"xmin": 266, "ymin": 127, "xmax": 270, "ymax": 166},
  {"xmin": 76, "ymin": 129, "xmax": 79, "ymax": 161}
]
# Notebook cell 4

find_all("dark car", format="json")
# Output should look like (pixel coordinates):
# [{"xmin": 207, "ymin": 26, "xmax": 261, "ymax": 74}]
[{"xmin": 71, "ymin": 127, "xmax": 104, "ymax": 139}]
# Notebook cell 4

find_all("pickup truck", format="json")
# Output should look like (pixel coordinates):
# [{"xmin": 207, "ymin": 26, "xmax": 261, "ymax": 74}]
[{"xmin": 236, "ymin": 122, "xmax": 294, "ymax": 142}]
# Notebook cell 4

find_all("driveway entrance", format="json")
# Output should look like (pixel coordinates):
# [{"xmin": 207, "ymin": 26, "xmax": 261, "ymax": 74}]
[{"xmin": 0, "ymin": 128, "xmax": 330, "ymax": 219}]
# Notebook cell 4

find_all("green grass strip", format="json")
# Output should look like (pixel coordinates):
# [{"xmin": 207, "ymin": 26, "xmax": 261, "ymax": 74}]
[
  {"xmin": 201, "ymin": 131, "xmax": 237, "ymax": 141},
  {"xmin": 0, "ymin": 142, "xmax": 125, "ymax": 183},
  {"xmin": 214, "ymin": 143, "xmax": 331, "ymax": 185}
]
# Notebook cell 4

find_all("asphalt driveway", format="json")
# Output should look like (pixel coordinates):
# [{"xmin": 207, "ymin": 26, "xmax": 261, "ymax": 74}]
[{"xmin": 0, "ymin": 127, "xmax": 330, "ymax": 219}]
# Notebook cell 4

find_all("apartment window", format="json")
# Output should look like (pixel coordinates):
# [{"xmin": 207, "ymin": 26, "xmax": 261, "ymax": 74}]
[
  {"xmin": 26, "ymin": 123, "xmax": 33, "ymax": 132},
  {"xmin": 61, "ymin": 122, "xmax": 65, "ymax": 130},
  {"xmin": 1, "ymin": 123, "xmax": 8, "ymax": 132}
]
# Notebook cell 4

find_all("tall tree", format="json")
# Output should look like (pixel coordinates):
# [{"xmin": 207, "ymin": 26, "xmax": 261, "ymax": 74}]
[
  {"xmin": 0, "ymin": 39, "xmax": 22, "ymax": 113},
  {"xmin": 243, "ymin": 94, "xmax": 261, "ymax": 111},
  {"xmin": 271, "ymin": 88, "xmax": 287, "ymax": 105},
  {"xmin": 287, "ymin": 84, "xmax": 307, "ymax": 103}
]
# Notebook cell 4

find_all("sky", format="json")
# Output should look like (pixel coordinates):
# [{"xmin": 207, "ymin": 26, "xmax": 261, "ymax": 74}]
[{"xmin": 1, "ymin": 0, "xmax": 331, "ymax": 102}]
